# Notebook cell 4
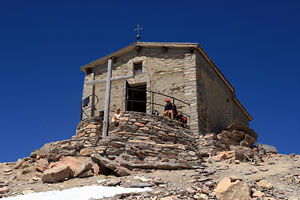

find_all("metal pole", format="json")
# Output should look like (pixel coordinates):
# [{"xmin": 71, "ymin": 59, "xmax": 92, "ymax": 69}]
[
  {"xmin": 80, "ymin": 100, "xmax": 83, "ymax": 120},
  {"xmin": 102, "ymin": 59, "xmax": 112, "ymax": 137}
]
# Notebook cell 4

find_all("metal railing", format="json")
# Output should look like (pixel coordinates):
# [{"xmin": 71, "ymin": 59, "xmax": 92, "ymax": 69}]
[
  {"xmin": 80, "ymin": 94, "xmax": 99, "ymax": 119},
  {"xmin": 126, "ymin": 87, "xmax": 191, "ymax": 118},
  {"xmin": 81, "ymin": 88, "xmax": 191, "ymax": 121}
]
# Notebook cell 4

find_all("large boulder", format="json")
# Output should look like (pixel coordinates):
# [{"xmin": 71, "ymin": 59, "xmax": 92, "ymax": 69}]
[
  {"xmin": 217, "ymin": 124, "xmax": 258, "ymax": 148},
  {"xmin": 42, "ymin": 164, "xmax": 71, "ymax": 183},
  {"xmin": 229, "ymin": 146, "xmax": 256, "ymax": 160},
  {"xmin": 217, "ymin": 131, "xmax": 240, "ymax": 147},
  {"xmin": 241, "ymin": 134, "xmax": 256, "ymax": 146},
  {"xmin": 214, "ymin": 177, "xmax": 251, "ymax": 200},
  {"xmin": 227, "ymin": 123, "xmax": 258, "ymax": 139},
  {"xmin": 256, "ymin": 143, "xmax": 278, "ymax": 154},
  {"xmin": 59, "ymin": 156, "xmax": 93, "ymax": 177},
  {"xmin": 91, "ymin": 154, "xmax": 131, "ymax": 176},
  {"xmin": 35, "ymin": 158, "xmax": 49, "ymax": 172}
]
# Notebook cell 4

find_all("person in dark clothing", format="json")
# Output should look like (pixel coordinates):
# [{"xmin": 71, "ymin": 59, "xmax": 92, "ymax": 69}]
[
  {"xmin": 176, "ymin": 113, "xmax": 188, "ymax": 127},
  {"xmin": 99, "ymin": 111, "xmax": 104, "ymax": 121},
  {"xmin": 176, "ymin": 113, "xmax": 184, "ymax": 122},
  {"xmin": 163, "ymin": 98, "xmax": 176, "ymax": 119}
]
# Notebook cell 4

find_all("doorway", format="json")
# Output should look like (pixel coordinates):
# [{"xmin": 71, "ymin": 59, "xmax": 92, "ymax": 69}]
[{"xmin": 125, "ymin": 82, "xmax": 146, "ymax": 113}]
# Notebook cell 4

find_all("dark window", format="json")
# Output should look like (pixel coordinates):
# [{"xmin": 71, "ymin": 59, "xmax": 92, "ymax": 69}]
[{"xmin": 134, "ymin": 62, "xmax": 143, "ymax": 75}]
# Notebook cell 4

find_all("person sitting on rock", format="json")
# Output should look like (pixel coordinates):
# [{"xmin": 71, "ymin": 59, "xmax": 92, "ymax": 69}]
[
  {"xmin": 163, "ymin": 98, "xmax": 177, "ymax": 120},
  {"xmin": 112, "ymin": 108, "xmax": 122, "ymax": 126}
]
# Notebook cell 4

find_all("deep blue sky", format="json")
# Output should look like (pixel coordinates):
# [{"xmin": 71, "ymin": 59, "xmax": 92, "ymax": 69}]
[{"xmin": 0, "ymin": 1, "xmax": 299, "ymax": 162}]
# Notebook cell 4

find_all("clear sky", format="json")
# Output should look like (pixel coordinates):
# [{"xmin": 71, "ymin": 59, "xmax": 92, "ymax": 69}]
[{"xmin": 0, "ymin": 0, "xmax": 299, "ymax": 162}]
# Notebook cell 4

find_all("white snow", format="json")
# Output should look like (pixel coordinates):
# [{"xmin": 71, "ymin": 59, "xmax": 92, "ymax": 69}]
[{"xmin": 2, "ymin": 185, "xmax": 152, "ymax": 200}]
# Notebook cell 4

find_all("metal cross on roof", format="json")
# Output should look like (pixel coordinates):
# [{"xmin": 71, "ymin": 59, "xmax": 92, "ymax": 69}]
[{"xmin": 134, "ymin": 24, "xmax": 143, "ymax": 41}]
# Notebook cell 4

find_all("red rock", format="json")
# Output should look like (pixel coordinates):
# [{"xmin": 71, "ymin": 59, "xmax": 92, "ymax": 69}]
[
  {"xmin": 42, "ymin": 164, "xmax": 71, "ymax": 183},
  {"xmin": 160, "ymin": 196, "xmax": 176, "ymax": 200},
  {"xmin": 92, "ymin": 163, "xmax": 100, "ymax": 175},
  {"xmin": 77, "ymin": 131, "xmax": 86, "ymax": 137},
  {"xmin": 211, "ymin": 152, "xmax": 228, "ymax": 161},
  {"xmin": 107, "ymin": 142, "xmax": 125, "ymax": 148},
  {"xmin": 86, "ymin": 124, "xmax": 97, "ymax": 129},
  {"xmin": 214, "ymin": 177, "xmax": 251, "ymax": 200},
  {"xmin": 252, "ymin": 190, "xmax": 265, "ymax": 198},
  {"xmin": 80, "ymin": 148, "xmax": 94, "ymax": 156},
  {"xmin": 36, "ymin": 166, "xmax": 45, "ymax": 172},
  {"xmin": 35, "ymin": 159, "xmax": 49, "ymax": 172},
  {"xmin": 256, "ymin": 180, "xmax": 273, "ymax": 189},
  {"xmin": 134, "ymin": 122, "xmax": 145, "ymax": 127},
  {"xmin": 22, "ymin": 168, "xmax": 31, "ymax": 174},
  {"xmin": 211, "ymin": 151, "xmax": 246, "ymax": 162},
  {"xmin": 139, "ymin": 127, "xmax": 149, "ymax": 131},
  {"xmin": 204, "ymin": 133, "xmax": 217, "ymax": 140},
  {"xmin": 14, "ymin": 158, "xmax": 24, "ymax": 169},
  {"xmin": 0, "ymin": 187, "xmax": 9, "ymax": 194},
  {"xmin": 59, "ymin": 156, "xmax": 93, "ymax": 177},
  {"xmin": 20, "ymin": 177, "xmax": 29, "ymax": 181},
  {"xmin": 77, "ymin": 170, "xmax": 94, "ymax": 178},
  {"xmin": 21, "ymin": 163, "xmax": 30, "ymax": 169},
  {"xmin": 48, "ymin": 162, "xmax": 57, "ymax": 169}
]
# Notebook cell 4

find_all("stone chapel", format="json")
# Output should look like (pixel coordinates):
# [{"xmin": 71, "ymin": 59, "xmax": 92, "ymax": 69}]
[{"xmin": 80, "ymin": 42, "xmax": 252, "ymax": 136}]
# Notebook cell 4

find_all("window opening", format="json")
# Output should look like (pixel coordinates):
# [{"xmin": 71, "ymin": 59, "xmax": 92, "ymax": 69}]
[{"xmin": 134, "ymin": 62, "xmax": 143, "ymax": 75}]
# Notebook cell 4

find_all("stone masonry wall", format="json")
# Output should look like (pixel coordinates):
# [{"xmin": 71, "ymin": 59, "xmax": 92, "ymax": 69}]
[
  {"xmin": 34, "ymin": 112, "xmax": 202, "ymax": 171},
  {"xmin": 84, "ymin": 48, "xmax": 195, "ymax": 133},
  {"xmin": 81, "ymin": 46, "xmax": 250, "ymax": 136},
  {"xmin": 195, "ymin": 52, "xmax": 249, "ymax": 133},
  {"xmin": 28, "ymin": 111, "xmax": 259, "ymax": 183}
]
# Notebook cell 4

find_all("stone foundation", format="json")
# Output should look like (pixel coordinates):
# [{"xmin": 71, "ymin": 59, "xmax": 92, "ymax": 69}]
[
  {"xmin": 29, "ymin": 111, "xmax": 259, "ymax": 182},
  {"xmin": 32, "ymin": 112, "xmax": 201, "ymax": 173}
]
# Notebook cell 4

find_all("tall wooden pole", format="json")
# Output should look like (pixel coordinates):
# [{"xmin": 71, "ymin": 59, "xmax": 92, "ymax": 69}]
[{"xmin": 102, "ymin": 58, "xmax": 112, "ymax": 137}]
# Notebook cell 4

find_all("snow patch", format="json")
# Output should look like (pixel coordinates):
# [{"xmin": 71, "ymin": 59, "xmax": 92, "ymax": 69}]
[{"xmin": 3, "ymin": 185, "xmax": 152, "ymax": 200}]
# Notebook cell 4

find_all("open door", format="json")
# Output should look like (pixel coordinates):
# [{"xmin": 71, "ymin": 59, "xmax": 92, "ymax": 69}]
[
  {"xmin": 125, "ymin": 80, "xmax": 129, "ymax": 111},
  {"xmin": 125, "ymin": 82, "xmax": 146, "ymax": 113}
]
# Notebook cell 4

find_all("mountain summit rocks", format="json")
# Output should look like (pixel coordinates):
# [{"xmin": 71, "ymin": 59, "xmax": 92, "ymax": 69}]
[
  {"xmin": 16, "ymin": 112, "xmax": 263, "ymax": 185},
  {"xmin": 1, "ymin": 111, "xmax": 298, "ymax": 199}
]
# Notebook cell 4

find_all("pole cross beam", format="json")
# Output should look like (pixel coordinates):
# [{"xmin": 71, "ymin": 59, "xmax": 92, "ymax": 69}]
[
  {"xmin": 102, "ymin": 59, "xmax": 112, "ymax": 137},
  {"xmin": 85, "ymin": 59, "xmax": 133, "ymax": 137}
]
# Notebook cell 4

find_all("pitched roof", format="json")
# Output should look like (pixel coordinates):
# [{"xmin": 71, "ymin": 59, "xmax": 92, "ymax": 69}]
[{"xmin": 80, "ymin": 42, "xmax": 252, "ymax": 121}]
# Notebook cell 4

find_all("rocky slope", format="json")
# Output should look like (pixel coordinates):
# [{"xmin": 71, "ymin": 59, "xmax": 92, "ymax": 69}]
[{"xmin": 0, "ymin": 112, "xmax": 299, "ymax": 200}]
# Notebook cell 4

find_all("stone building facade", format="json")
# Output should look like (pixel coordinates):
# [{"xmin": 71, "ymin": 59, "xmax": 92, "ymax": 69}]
[{"xmin": 80, "ymin": 42, "xmax": 252, "ymax": 136}]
